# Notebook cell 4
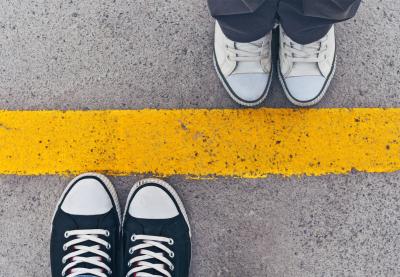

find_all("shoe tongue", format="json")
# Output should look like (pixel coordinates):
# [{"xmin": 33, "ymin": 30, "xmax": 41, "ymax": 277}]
[
  {"xmin": 71, "ymin": 243, "xmax": 108, "ymax": 275},
  {"xmin": 68, "ymin": 244, "xmax": 109, "ymax": 276},
  {"xmin": 287, "ymin": 40, "xmax": 322, "ymax": 77},
  {"xmin": 67, "ymin": 215, "xmax": 111, "ymax": 276},
  {"xmin": 236, "ymin": 36, "xmax": 264, "ymax": 48},
  {"xmin": 133, "ymin": 218, "xmax": 175, "ymax": 276},
  {"xmin": 289, "ymin": 62, "xmax": 320, "ymax": 77},
  {"xmin": 232, "ymin": 38, "xmax": 265, "ymax": 75}
]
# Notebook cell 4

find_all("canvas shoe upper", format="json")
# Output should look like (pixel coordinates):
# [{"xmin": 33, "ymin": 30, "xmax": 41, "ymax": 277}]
[
  {"xmin": 122, "ymin": 178, "xmax": 191, "ymax": 277},
  {"xmin": 50, "ymin": 173, "xmax": 121, "ymax": 277},
  {"xmin": 213, "ymin": 21, "xmax": 273, "ymax": 106},
  {"xmin": 278, "ymin": 26, "xmax": 336, "ymax": 106}
]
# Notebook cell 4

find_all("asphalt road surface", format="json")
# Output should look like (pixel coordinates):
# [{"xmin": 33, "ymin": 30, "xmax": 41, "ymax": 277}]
[{"xmin": 0, "ymin": 0, "xmax": 399, "ymax": 276}]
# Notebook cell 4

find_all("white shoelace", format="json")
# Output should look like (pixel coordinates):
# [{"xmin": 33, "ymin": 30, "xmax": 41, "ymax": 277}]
[
  {"xmin": 62, "ymin": 229, "xmax": 112, "ymax": 277},
  {"xmin": 126, "ymin": 234, "xmax": 175, "ymax": 277},
  {"xmin": 226, "ymin": 41, "xmax": 263, "ymax": 62},
  {"xmin": 282, "ymin": 32, "xmax": 329, "ymax": 64}
]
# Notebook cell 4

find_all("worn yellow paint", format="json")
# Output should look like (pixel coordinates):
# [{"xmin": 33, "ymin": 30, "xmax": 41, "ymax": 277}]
[{"xmin": 0, "ymin": 108, "xmax": 399, "ymax": 177}]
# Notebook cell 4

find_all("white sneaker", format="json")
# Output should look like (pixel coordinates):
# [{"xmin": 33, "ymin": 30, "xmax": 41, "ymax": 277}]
[
  {"xmin": 278, "ymin": 26, "xmax": 336, "ymax": 106},
  {"xmin": 213, "ymin": 22, "xmax": 273, "ymax": 106}
]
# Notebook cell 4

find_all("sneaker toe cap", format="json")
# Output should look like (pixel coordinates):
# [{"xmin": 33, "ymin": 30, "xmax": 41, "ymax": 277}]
[
  {"xmin": 284, "ymin": 76, "xmax": 326, "ymax": 102},
  {"xmin": 129, "ymin": 186, "xmax": 179, "ymax": 219},
  {"xmin": 61, "ymin": 178, "xmax": 113, "ymax": 215},
  {"xmin": 226, "ymin": 73, "xmax": 270, "ymax": 103}
]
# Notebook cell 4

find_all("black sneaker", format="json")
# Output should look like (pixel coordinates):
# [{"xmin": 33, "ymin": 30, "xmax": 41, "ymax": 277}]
[
  {"xmin": 122, "ymin": 178, "xmax": 191, "ymax": 277},
  {"xmin": 50, "ymin": 173, "xmax": 121, "ymax": 277}
]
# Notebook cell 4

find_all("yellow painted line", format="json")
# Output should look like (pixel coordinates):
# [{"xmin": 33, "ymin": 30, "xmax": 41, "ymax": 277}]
[{"xmin": 0, "ymin": 108, "xmax": 399, "ymax": 177}]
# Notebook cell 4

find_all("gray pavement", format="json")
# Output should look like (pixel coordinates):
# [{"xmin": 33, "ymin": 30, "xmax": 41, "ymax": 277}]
[{"xmin": 0, "ymin": 0, "xmax": 400, "ymax": 276}]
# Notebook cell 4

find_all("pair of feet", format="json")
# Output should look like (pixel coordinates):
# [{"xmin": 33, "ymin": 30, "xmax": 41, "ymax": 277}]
[
  {"xmin": 51, "ymin": 173, "xmax": 191, "ymax": 277},
  {"xmin": 214, "ymin": 22, "xmax": 336, "ymax": 107}
]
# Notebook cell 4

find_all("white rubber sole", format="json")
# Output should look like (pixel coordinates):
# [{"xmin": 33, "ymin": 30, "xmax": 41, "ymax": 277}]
[
  {"xmin": 213, "ymin": 53, "xmax": 273, "ymax": 107},
  {"xmin": 50, "ymin": 173, "xmax": 122, "ymax": 234},
  {"xmin": 278, "ymin": 57, "xmax": 337, "ymax": 107}
]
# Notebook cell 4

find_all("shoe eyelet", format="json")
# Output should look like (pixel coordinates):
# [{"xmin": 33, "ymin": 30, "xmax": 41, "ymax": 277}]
[
  {"xmin": 64, "ymin": 232, "xmax": 69, "ymax": 238},
  {"xmin": 108, "ymin": 270, "xmax": 112, "ymax": 274},
  {"xmin": 130, "ymin": 234, "xmax": 136, "ymax": 242},
  {"xmin": 63, "ymin": 244, "xmax": 68, "ymax": 251},
  {"xmin": 170, "ymin": 265, "xmax": 174, "ymax": 271},
  {"xmin": 169, "ymin": 251, "xmax": 175, "ymax": 258},
  {"xmin": 106, "ymin": 243, "xmax": 111, "ymax": 250},
  {"xmin": 168, "ymin": 238, "xmax": 174, "ymax": 245},
  {"xmin": 62, "ymin": 258, "xmax": 66, "ymax": 264},
  {"xmin": 129, "ymin": 248, "xmax": 134, "ymax": 255},
  {"xmin": 107, "ymin": 257, "xmax": 111, "ymax": 262},
  {"xmin": 105, "ymin": 230, "xmax": 110, "ymax": 237},
  {"xmin": 127, "ymin": 262, "xmax": 131, "ymax": 267}
]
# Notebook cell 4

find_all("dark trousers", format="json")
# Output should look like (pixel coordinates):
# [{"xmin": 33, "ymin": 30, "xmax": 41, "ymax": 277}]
[{"xmin": 208, "ymin": 0, "xmax": 361, "ymax": 44}]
